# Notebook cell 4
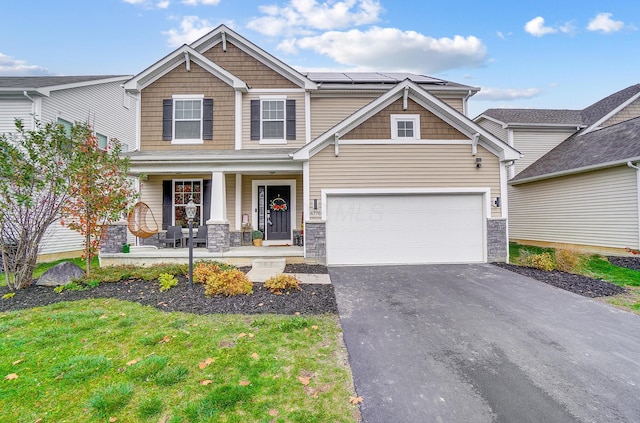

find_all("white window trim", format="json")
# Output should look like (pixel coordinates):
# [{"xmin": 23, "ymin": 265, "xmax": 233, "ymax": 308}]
[
  {"xmin": 172, "ymin": 178, "xmax": 204, "ymax": 227},
  {"xmin": 391, "ymin": 114, "xmax": 421, "ymax": 140},
  {"xmin": 172, "ymin": 94, "xmax": 204, "ymax": 145},
  {"xmin": 259, "ymin": 95, "xmax": 287, "ymax": 145}
]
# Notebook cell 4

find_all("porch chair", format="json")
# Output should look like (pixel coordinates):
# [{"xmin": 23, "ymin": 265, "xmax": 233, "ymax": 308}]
[
  {"xmin": 190, "ymin": 225, "xmax": 208, "ymax": 248},
  {"xmin": 161, "ymin": 225, "xmax": 183, "ymax": 248}
]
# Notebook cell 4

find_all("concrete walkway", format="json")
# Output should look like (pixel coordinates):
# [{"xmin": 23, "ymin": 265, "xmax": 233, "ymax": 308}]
[
  {"xmin": 331, "ymin": 264, "xmax": 640, "ymax": 423},
  {"xmin": 246, "ymin": 258, "xmax": 331, "ymax": 284}
]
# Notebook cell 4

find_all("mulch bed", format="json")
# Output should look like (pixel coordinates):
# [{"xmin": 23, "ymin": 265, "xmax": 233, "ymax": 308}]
[
  {"xmin": 0, "ymin": 271, "xmax": 336, "ymax": 315},
  {"xmin": 493, "ymin": 263, "xmax": 627, "ymax": 298},
  {"xmin": 607, "ymin": 256, "xmax": 640, "ymax": 272}
]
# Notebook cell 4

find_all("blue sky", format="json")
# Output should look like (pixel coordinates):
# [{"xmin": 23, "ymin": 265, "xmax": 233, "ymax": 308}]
[{"xmin": 1, "ymin": 0, "xmax": 637, "ymax": 116}]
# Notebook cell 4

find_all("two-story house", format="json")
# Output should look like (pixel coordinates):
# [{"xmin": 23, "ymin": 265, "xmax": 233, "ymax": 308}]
[
  {"xmin": 0, "ymin": 75, "xmax": 137, "ymax": 261},
  {"xmin": 475, "ymin": 84, "xmax": 640, "ymax": 255},
  {"xmin": 120, "ymin": 25, "xmax": 520, "ymax": 266}
]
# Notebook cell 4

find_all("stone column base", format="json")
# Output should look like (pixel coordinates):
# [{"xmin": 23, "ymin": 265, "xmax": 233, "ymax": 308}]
[
  {"xmin": 304, "ymin": 222, "xmax": 326, "ymax": 263},
  {"xmin": 207, "ymin": 223, "xmax": 230, "ymax": 253},
  {"xmin": 100, "ymin": 221, "xmax": 128, "ymax": 254},
  {"xmin": 487, "ymin": 218, "xmax": 507, "ymax": 262}
]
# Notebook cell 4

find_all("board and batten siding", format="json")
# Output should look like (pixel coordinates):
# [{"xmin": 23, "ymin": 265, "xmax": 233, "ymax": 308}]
[
  {"xmin": 0, "ymin": 97, "xmax": 33, "ymax": 134},
  {"xmin": 603, "ymin": 97, "xmax": 640, "ymax": 127},
  {"xmin": 203, "ymin": 42, "xmax": 298, "ymax": 89},
  {"xmin": 140, "ymin": 62, "xmax": 235, "ymax": 151},
  {"xmin": 476, "ymin": 118, "xmax": 508, "ymax": 143},
  {"xmin": 509, "ymin": 166, "xmax": 640, "ymax": 249},
  {"xmin": 512, "ymin": 130, "xmax": 574, "ymax": 175},
  {"xmin": 308, "ymin": 144, "xmax": 502, "ymax": 218},
  {"xmin": 40, "ymin": 81, "xmax": 136, "ymax": 151},
  {"xmin": 242, "ymin": 91, "xmax": 306, "ymax": 149},
  {"xmin": 310, "ymin": 96, "xmax": 374, "ymax": 140}
]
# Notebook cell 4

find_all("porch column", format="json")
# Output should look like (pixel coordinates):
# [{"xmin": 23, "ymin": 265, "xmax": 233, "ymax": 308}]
[{"xmin": 207, "ymin": 171, "xmax": 230, "ymax": 253}]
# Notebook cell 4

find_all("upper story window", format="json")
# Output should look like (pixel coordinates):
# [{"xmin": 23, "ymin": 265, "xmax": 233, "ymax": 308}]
[
  {"xmin": 391, "ymin": 114, "xmax": 421, "ymax": 140},
  {"xmin": 162, "ymin": 95, "xmax": 213, "ymax": 144},
  {"xmin": 251, "ymin": 98, "xmax": 296, "ymax": 144}
]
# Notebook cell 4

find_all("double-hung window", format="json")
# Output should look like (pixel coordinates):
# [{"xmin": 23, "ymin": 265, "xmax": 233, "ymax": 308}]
[
  {"xmin": 391, "ymin": 114, "xmax": 421, "ymax": 140},
  {"xmin": 174, "ymin": 95, "xmax": 203, "ymax": 141},
  {"xmin": 261, "ymin": 99, "xmax": 285, "ymax": 140},
  {"xmin": 250, "ymin": 97, "xmax": 295, "ymax": 144}
]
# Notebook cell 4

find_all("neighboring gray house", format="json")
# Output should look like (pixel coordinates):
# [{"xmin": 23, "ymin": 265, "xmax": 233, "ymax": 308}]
[
  {"xmin": 0, "ymin": 75, "xmax": 137, "ymax": 261},
  {"xmin": 475, "ymin": 84, "xmax": 640, "ymax": 255}
]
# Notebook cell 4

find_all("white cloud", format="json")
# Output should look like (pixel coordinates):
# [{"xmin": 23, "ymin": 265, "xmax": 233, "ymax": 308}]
[
  {"xmin": 163, "ymin": 16, "xmax": 216, "ymax": 47},
  {"xmin": 247, "ymin": 0, "xmax": 383, "ymax": 36},
  {"xmin": 123, "ymin": 0, "xmax": 171, "ymax": 9},
  {"xmin": 474, "ymin": 87, "xmax": 542, "ymax": 101},
  {"xmin": 587, "ymin": 13, "xmax": 625, "ymax": 33},
  {"xmin": 0, "ymin": 53, "xmax": 50, "ymax": 76},
  {"xmin": 182, "ymin": 0, "xmax": 221, "ymax": 5},
  {"xmin": 157, "ymin": 1, "xmax": 170, "ymax": 8},
  {"xmin": 524, "ymin": 16, "xmax": 557, "ymax": 37},
  {"xmin": 284, "ymin": 27, "xmax": 487, "ymax": 74}
]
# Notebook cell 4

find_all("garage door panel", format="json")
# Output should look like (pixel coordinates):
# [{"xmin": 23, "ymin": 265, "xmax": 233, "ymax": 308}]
[{"xmin": 326, "ymin": 194, "xmax": 484, "ymax": 265}]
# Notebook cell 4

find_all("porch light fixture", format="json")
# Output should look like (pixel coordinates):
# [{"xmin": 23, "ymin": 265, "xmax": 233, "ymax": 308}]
[{"xmin": 186, "ymin": 197, "xmax": 197, "ymax": 288}]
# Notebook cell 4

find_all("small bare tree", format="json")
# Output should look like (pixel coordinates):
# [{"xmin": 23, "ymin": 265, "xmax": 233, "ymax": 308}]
[{"xmin": 0, "ymin": 120, "xmax": 83, "ymax": 290}]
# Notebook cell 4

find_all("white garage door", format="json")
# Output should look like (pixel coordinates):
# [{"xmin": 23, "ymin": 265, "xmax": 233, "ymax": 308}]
[{"xmin": 326, "ymin": 193, "xmax": 485, "ymax": 265}]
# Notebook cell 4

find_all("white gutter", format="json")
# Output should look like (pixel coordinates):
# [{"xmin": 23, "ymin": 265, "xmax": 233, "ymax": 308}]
[
  {"xmin": 511, "ymin": 156, "xmax": 640, "ymax": 185},
  {"xmin": 628, "ymin": 161, "xmax": 640, "ymax": 250}
]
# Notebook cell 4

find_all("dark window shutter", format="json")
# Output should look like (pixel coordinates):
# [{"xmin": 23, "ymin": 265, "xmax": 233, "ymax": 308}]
[
  {"xmin": 162, "ymin": 100, "xmax": 173, "ymax": 141},
  {"xmin": 162, "ymin": 180, "xmax": 172, "ymax": 230},
  {"xmin": 250, "ymin": 100, "xmax": 260, "ymax": 140},
  {"xmin": 203, "ymin": 98, "xmax": 213, "ymax": 140},
  {"xmin": 202, "ymin": 179, "xmax": 211, "ymax": 225},
  {"xmin": 286, "ymin": 99, "xmax": 296, "ymax": 140}
]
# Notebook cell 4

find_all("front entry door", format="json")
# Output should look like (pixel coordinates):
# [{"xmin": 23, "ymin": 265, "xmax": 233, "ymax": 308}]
[{"xmin": 266, "ymin": 185, "xmax": 291, "ymax": 241}]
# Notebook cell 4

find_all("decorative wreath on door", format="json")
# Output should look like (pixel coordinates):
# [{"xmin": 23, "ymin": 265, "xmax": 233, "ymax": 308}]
[{"xmin": 269, "ymin": 195, "xmax": 288, "ymax": 211}]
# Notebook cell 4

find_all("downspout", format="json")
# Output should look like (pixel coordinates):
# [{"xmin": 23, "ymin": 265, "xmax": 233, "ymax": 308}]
[
  {"xmin": 463, "ymin": 90, "xmax": 472, "ymax": 116},
  {"xmin": 334, "ymin": 133, "xmax": 340, "ymax": 157},
  {"xmin": 628, "ymin": 161, "xmax": 640, "ymax": 250},
  {"xmin": 471, "ymin": 133, "xmax": 480, "ymax": 156}
]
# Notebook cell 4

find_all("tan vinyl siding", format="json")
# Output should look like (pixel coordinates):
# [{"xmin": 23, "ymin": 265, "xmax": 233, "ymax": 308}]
[
  {"xmin": 226, "ymin": 174, "xmax": 236, "ymax": 229},
  {"xmin": 309, "ymin": 144, "xmax": 502, "ymax": 218},
  {"xmin": 242, "ymin": 92, "xmax": 306, "ymax": 149},
  {"xmin": 476, "ymin": 118, "xmax": 508, "ymax": 142},
  {"xmin": 512, "ymin": 130, "xmax": 574, "ymax": 175},
  {"xmin": 603, "ymin": 97, "xmax": 640, "ymax": 127},
  {"xmin": 342, "ymin": 98, "xmax": 466, "ymax": 140},
  {"xmin": 40, "ymin": 220, "xmax": 85, "ymax": 256},
  {"xmin": 310, "ymin": 96, "xmax": 373, "ymax": 139},
  {"xmin": 140, "ymin": 62, "xmax": 235, "ymax": 151},
  {"xmin": 241, "ymin": 175, "xmax": 304, "ymax": 230},
  {"xmin": 202, "ymin": 42, "xmax": 298, "ymax": 89},
  {"xmin": 509, "ymin": 166, "xmax": 639, "ymax": 249},
  {"xmin": 0, "ymin": 98, "xmax": 33, "ymax": 133}
]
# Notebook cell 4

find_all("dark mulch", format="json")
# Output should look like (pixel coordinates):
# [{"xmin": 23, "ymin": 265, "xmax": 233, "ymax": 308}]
[
  {"xmin": 607, "ymin": 256, "xmax": 640, "ymax": 272},
  {"xmin": 284, "ymin": 264, "xmax": 328, "ymax": 274},
  {"xmin": 0, "ymin": 276, "xmax": 337, "ymax": 315},
  {"xmin": 493, "ymin": 263, "xmax": 627, "ymax": 298}
]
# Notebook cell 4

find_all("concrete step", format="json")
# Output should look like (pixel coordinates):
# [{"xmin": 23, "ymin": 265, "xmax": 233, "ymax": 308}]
[{"xmin": 246, "ymin": 258, "xmax": 286, "ymax": 282}]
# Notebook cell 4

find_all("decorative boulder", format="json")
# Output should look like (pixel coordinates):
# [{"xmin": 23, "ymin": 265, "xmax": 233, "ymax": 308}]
[{"xmin": 36, "ymin": 262, "xmax": 85, "ymax": 286}]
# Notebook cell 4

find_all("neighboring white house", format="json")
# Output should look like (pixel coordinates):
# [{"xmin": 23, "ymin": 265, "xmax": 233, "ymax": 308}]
[
  {"xmin": 0, "ymin": 75, "xmax": 137, "ymax": 261},
  {"xmin": 475, "ymin": 84, "xmax": 640, "ymax": 255}
]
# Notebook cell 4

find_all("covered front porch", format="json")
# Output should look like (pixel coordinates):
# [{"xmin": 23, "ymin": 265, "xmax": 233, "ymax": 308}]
[{"xmin": 100, "ymin": 245, "xmax": 307, "ymax": 267}]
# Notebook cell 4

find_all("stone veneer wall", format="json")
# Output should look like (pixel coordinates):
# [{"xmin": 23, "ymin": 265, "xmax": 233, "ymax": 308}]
[
  {"xmin": 100, "ymin": 221, "xmax": 128, "ymax": 253},
  {"xmin": 304, "ymin": 222, "xmax": 326, "ymax": 263},
  {"xmin": 229, "ymin": 232, "xmax": 242, "ymax": 247},
  {"xmin": 487, "ymin": 218, "xmax": 507, "ymax": 262},
  {"xmin": 208, "ymin": 223, "xmax": 230, "ymax": 253}
]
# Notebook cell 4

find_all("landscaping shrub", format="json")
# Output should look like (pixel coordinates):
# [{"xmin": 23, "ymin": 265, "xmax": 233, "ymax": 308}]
[
  {"xmin": 264, "ymin": 274, "xmax": 301, "ymax": 294},
  {"xmin": 517, "ymin": 249, "xmax": 556, "ymax": 271},
  {"xmin": 158, "ymin": 273, "xmax": 178, "ymax": 292},
  {"xmin": 192, "ymin": 261, "xmax": 236, "ymax": 283},
  {"xmin": 554, "ymin": 246, "xmax": 583, "ymax": 273},
  {"xmin": 205, "ymin": 269, "xmax": 253, "ymax": 297}
]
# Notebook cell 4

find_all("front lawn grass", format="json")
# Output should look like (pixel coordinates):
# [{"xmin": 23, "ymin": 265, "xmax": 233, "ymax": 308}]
[
  {"xmin": 0, "ymin": 256, "xmax": 100, "ymax": 287},
  {"xmin": 0, "ymin": 299, "xmax": 358, "ymax": 422}
]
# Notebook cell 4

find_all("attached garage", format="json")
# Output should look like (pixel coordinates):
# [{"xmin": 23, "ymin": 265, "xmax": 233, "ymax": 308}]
[{"xmin": 325, "ymin": 191, "xmax": 487, "ymax": 265}]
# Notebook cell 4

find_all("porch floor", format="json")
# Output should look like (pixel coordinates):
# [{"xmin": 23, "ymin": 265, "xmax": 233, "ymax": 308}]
[{"xmin": 99, "ymin": 245, "xmax": 307, "ymax": 267}]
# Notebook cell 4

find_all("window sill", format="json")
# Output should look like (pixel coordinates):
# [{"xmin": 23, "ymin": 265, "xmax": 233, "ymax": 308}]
[
  {"xmin": 259, "ymin": 139, "xmax": 287, "ymax": 145},
  {"xmin": 171, "ymin": 139, "xmax": 204, "ymax": 145}
]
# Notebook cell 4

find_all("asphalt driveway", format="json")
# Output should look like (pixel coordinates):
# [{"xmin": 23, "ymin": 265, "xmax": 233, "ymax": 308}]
[{"xmin": 330, "ymin": 264, "xmax": 640, "ymax": 423}]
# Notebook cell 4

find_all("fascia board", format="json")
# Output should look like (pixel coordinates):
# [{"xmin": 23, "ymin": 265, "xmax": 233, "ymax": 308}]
[{"xmin": 45, "ymin": 76, "xmax": 132, "ymax": 93}]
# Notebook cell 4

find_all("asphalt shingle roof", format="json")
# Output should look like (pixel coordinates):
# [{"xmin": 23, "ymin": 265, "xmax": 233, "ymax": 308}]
[
  {"xmin": 581, "ymin": 83, "xmax": 640, "ymax": 125},
  {"xmin": 481, "ymin": 108, "xmax": 584, "ymax": 125},
  {"xmin": 512, "ymin": 116, "xmax": 640, "ymax": 182},
  {"xmin": 0, "ymin": 75, "xmax": 128, "ymax": 89}
]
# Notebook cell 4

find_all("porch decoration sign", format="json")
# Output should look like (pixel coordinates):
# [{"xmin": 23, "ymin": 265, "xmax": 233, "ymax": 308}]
[{"xmin": 269, "ymin": 196, "xmax": 288, "ymax": 211}]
